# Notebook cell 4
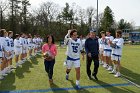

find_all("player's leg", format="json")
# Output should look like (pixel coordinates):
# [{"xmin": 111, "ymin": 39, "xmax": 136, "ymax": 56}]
[
  {"xmin": 65, "ymin": 60, "xmax": 72, "ymax": 80},
  {"xmin": 107, "ymin": 51, "xmax": 113, "ymax": 71},
  {"xmin": 74, "ymin": 60, "xmax": 80, "ymax": 88},
  {"xmin": 114, "ymin": 56, "xmax": 121, "ymax": 77},
  {"xmin": 103, "ymin": 51, "xmax": 108, "ymax": 68},
  {"xmin": 0, "ymin": 58, "xmax": 4, "ymax": 79}
]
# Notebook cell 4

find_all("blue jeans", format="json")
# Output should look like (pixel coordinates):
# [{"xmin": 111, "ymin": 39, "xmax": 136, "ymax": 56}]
[{"xmin": 44, "ymin": 59, "xmax": 55, "ymax": 79}]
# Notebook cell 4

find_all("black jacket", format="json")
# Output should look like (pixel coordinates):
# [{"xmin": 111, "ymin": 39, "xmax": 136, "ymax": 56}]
[{"xmin": 85, "ymin": 37, "xmax": 99, "ymax": 56}]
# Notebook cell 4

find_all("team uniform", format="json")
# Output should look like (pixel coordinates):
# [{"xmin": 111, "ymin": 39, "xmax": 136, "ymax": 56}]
[
  {"xmin": 99, "ymin": 38, "xmax": 105, "ymax": 55},
  {"xmin": 64, "ymin": 35, "xmax": 83, "ymax": 69},
  {"xmin": 0, "ymin": 37, "xmax": 4, "ymax": 79},
  {"xmin": 14, "ymin": 38, "xmax": 22, "ymax": 56},
  {"xmin": 3, "ymin": 37, "xmax": 11, "ymax": 59},
  {"xmin": 103, "ymin": 36, "xmax": 114, "ymax": 57},
  {"xmin": 19, "ymin": 37, "xmax": 25, "ymax": 54},
  {"xmin": 111, "ymin": 38, "xmax": 124, "ymax": 62},
  {"xmin": 24, "ymin": 38, "xmax": 29, "ymax": 54},
  {"xmin": 28, "ymin": 38, "xmax": 33, "ymax": 50},
  {"xmin": 32, "ymin": 38, "xmax": 37, "ymax": 49},
  {"xmin": 7, "ymin": 37, "xmax": 14, "ymax": 59}
]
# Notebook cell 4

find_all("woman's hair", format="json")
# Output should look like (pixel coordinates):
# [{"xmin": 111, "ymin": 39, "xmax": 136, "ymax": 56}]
[
  {"xmin": 116, "ymin": 30, "xmax": 122, "ymax": 37},
  {"xmin": 46, "ymin": 35, "xmax": 55, "ymax": 44},
  {"xmin": 0, "ymin": 29, "xmax": 6, "ymax": 37},
  {"xmin": 70, "ymin": 29, "xmax": 77, "ymax": 36},
  {"xmin": 8, "ymin": 31, "xmax": 13, "ymax": 36},
  {"xmin": 15, "ymin": 34, "xmax": 20, "ymax": 38}
]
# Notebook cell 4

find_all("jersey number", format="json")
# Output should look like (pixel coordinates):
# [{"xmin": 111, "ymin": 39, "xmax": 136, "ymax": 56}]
[{"xmin": 72, "ymin": 46, "xmax": 78, "ymax": 53}]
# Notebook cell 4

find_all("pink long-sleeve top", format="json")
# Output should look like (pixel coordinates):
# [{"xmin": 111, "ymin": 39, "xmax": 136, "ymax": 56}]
[{"xmin": 42, "ymin": 43, "xmax": 57, "ymax": 56}]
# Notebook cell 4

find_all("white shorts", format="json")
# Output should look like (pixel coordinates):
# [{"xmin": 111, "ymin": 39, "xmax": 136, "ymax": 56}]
[
  {"xmin": 66, "ymin": 60, "xmax": 80, "ymax": 69},
  {"xmin": 111, "ymin": 54, "xmax": 121, "ymax": 62},
  {"xmin": 20, "ymin": 48, "xmax": 26, "ymax": 54},
  {"xmin": 103, "ymin": 49, "xmax": 112, "ymax": 57},
  {"xmin": 28, "ymin": 46, "xmax": 32, "ymax": 50},
  {"xmin": 99, "ymin": 48, "xmax": 104, "ymax": 55},
  {"xmin": 9, "ymin": 51, "xmax": 14, "ymax": 58},
  {"xmin": 15, "ymin": 51, "xmax": 21, "ymax": 56}
]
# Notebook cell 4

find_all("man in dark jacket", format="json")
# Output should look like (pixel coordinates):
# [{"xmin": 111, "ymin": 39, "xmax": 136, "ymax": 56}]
[{"xmin": 85, "ymin": 29, "xmax": 99, "ymax": 80}]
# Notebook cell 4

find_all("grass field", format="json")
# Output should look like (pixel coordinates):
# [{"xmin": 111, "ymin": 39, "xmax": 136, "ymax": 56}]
[{"xmin": 0, "ymin": 45, "xmax": 140, "ymax": 93}]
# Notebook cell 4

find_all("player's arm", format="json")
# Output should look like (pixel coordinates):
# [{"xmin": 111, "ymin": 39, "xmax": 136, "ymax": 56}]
[
  {"xmin": 115, "ymin": 39, "xmax": 124, "ymax": 49},
  {"xmin": 79, "ymin": 41, "xmax": 85, "ymax": 61},
  {"xmin": 64, "ymin": 30, "xmax": 71, "ymax": 45}
]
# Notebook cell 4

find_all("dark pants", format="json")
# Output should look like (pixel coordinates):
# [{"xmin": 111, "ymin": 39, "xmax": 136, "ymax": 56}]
[
  {"xmin": 44, "ymin": 59, "xmax": 55, "ymax": 79},
  {"xmin": 86, "ymin": 55, "xmax": 99, "ymax": 77}
]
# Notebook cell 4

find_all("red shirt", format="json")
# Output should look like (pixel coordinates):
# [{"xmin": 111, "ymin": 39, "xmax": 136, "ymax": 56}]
[{"xmin": 42, "ymin": 43, "xmax": 57, "ymax": 56}]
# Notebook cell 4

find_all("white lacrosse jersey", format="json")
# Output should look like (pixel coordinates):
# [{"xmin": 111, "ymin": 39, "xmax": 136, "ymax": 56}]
[
  {"xmin": 64, "ymin": 35, "xmax": 82, "ymax": 59},
  {"xmin": 111, "ymin": 38, "xmax": 124, "ymax": 56},
  {"xmin": 104, "ymin": 36, "xmax": 114, "ymax": 50},
  {"xmin": 7, "ymin": 37, "xmax": 14, "ymax": 51},
  {"xmin": 14, "ymin": 38, "xmax": 22, "ymax": 51}
]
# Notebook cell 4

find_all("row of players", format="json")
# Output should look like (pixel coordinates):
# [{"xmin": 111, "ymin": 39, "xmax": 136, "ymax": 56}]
[
  {"xmin": 98, "ymin": 31, "xmax": 124, "ymax": 77},
  {"xmin": 0, "ymin": 29, "xmax": 43, "ymax": 80},
  {"xmin": 79, "ymin": 30, "xmax": 124, "ymax": 78}
]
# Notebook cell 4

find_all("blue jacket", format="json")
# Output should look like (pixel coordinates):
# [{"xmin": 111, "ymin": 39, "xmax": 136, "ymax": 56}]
[{"xmin": 85, "ymin": 37, "xmax": 99, "ymax": 56}]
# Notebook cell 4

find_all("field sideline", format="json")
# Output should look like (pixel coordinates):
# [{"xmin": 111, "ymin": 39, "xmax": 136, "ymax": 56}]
[{"xmin": 0, "ymin": 45, "xmax": 140, "ymax": 93}]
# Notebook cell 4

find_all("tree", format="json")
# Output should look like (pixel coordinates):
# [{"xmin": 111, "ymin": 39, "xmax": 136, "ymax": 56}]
[
  {"xmin": 100, "ymin": 6, "xmax": 114, "ymax": 32},
  {"xmin": 117, "ymin": 19, "xmax": 133, "ymax": 30},
  {"xmin": 62, "ymin": 3, "xmax": 73, "ymax": 28},
  {"xmin": 9, "ymin": 0, "xmax": 21, "ymax": 33},
  {"xmin": 0, "ymin": 0, "xmax": 9, "ymax": 28},
  {"xmin": 86, "ymin": 7, "xmax": 96, "ymax": 28},
  {"xmin": 21, "ymin": 0, "xmax": 31, "ymax": 32}
]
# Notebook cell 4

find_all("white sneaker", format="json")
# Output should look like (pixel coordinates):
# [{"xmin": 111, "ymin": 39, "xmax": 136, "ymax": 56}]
[
  {"xmin": 109, "ymin": 69, "xmax": 116, "ymax": 74},
  {"xmin": 99, "ymin": 61, "xmax": 103, "ymax": 65},
  {"xmin": 0, "ymin": 76, "xmax": 4, "ymax": 80},
  {"xmin": 114, "ymin": 72, "xmax": 121, "ymax": 77},
  {"xmin": 7, "ymin": 68, "xmax": 11, "ymax": 74},
  {"xmin": 107, "ymin": 66, "xmax": 112, "ymax": 71},
  {"xmin": 103, "ymin": 63, "xmax": 107, "ymax": 68},
  {"xmin": 63, "ymin": 61, "xmax": 67, "ymax": 66}
]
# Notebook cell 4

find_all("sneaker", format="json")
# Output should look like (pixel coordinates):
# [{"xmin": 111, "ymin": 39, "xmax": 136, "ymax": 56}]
[
  {"xmin": 0, "ymin": 76, "xmax": 4, "ymax": 80},
  {"xmin": 114, "ymin": 72, "xmax": 121, "ymax": 77},
  {"xmin": 10, "ymin": 65, "xmax": 16, "ymax": 69},
  {"xmin": 63, "ymin": 61, "xmax": 67, "ymax": 66},
  {"xmin": 103, "ymin": 63, "xmax": 107, "ymax": 68},
  {"xmin": 7, "ymin": 69, "xmax": 11, "ymax": 74},
  {"xmin": 66, "ymin": 74, "xmax": 69, "ymax": 80},
  {"xmin": 109, "ymin": 69, "xmax": 116, "ymax": 74},
  {"xmin": 99, "ymin": 61, "xmax": 103, "ymax": 65},
  {"xmin": 75, "ymin": 85, "xmax": 81, "ymax": 90},
  {"xmin": 2, "ymin": 73, "xmax": 8, "ymax": 76},
  {"xmin": 107, "ymin": 66, "xmax": 112, "ymax": 71}
]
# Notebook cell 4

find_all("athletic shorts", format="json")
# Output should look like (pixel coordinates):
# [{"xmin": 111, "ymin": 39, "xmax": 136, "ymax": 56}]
[
  {"xmin": 111, "ymin": 54, "xmax": 121, "ymax": 62},
  {"xmin": 103, "ymin": 49, "xmax": 112, "ymax": 57},
  {"xmin": 9, "ymin": 51, "xmax": 14, "ymax": 58},
  {"xmin": 66, "ymin": 56, "xmax": 80, "ymax": 69},
  {"xmin": 15, "ymin": 51, "xmax": 21, "ymax": 56},
  {"xmin": 99, "ymin": 48, "xmax": 104, "ymax": 55}
]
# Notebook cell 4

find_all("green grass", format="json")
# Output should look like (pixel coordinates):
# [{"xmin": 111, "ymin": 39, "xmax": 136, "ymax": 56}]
[{"xmin": 0, "ymin": 45, "xmax": 140, "ymax": 93}]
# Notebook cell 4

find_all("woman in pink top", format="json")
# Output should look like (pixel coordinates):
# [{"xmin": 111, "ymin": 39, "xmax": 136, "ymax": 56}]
[{"xmin": 42, "ymin": 35, "xmax": 57, "ymax": 84}]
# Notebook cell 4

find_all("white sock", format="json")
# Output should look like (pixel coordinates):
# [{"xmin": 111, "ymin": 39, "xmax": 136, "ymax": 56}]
[{"xmin": 76, "ymin": 80, "xmax": 79, "ymax": 85}]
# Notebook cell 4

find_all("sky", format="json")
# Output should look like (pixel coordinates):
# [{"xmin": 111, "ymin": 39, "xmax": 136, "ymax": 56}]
[{"xmin": 30, "ymin": 0, "xmax": 140, "ymax": 26}]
